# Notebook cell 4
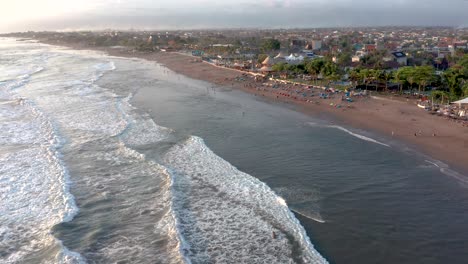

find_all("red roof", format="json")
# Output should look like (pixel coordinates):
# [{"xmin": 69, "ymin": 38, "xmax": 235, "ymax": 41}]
[{"xmin": 364, "ymin": 44, "xmax": 376, "ymax": 52}]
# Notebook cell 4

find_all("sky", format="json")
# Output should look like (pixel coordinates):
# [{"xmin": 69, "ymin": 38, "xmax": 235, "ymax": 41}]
[{"xmin": 1, "ymin": 0, "xmax": 467, "ymax": 32}]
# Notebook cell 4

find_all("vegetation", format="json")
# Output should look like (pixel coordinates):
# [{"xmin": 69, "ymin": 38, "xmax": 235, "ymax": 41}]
[
  {"xmin": 442, "ymin": 54, "xmax": 468, "ymax": 100},
  {"xmin": 5, "ymin": 30, "xmax": 466, "ymax": 101},
  {"xmin": 261, "ymin": 39, "xmax": 281, "ymax": 52},
  {"xmin": 271, "ymin": 58, "xmax": 342, "ymax": 84}
]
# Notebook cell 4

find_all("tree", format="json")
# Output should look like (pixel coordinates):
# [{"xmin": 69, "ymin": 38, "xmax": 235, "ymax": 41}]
[
  {"xmin": 261, "ymin": 39, "xmax": 281, "ymax": 52},
  {"xmin": 360, "ymin": 69, "xmax": 373, "ymax": 90},
  {"xmin": 431, "ymin": 90, "xmax": 450, "ymax": 105},
  {"xmin": 414, "ymin": 66, "xmax": 435, "ymax": 93},
  {"xmin": 395, "ymin": 67, "xmax": 416, "ymax": 92},
  {"xmin": 407, "ymin": 76, "xmax": 415, "ymax": 92},
  {"xmin": 305, "ymin": 59, "xmax": 325, "ymax": 84},
  {"xmin": 444, "ymin": 69, "xmax": 464, "ymax": 99},
  {"xmin": 348, "ymin": 68, "xmax": 362, "ymax": 88},
  {"xmin": 393, "ymin": 69, "xmax": 404, "ymax": 93},
  {"xmin": 321, "ymin": 61, "xmax": 340, "ymax": 83},
  {"xmin": 443, "ymin": 55, "xmax": 468, "ymax": 100},
  {"xmin": 321, "ymin": 61, "xmax": 338, "ymax": 77},
  {"xmin": 383, "ymin": 71, "xmax": 393, "ymax": 92},
  {"xmin": 272, "ymin": 62, "xmax": 287, "ymax": 72},
  {"xmin": 257, "ymin": 54, "xmax": 268, "ymax": 64},
  {"xmin": 463, "ymin": 82, "xmax": 468, "ymax": 97},
  {"xmin": 336, "ymin": 52, "xmax": 352, "ymax": 67}
]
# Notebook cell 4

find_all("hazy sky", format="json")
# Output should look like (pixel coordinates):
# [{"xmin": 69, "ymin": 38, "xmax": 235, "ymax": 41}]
[{"xmin": 1, "ymin": 0, "xmax": 467, "ymax": 32}]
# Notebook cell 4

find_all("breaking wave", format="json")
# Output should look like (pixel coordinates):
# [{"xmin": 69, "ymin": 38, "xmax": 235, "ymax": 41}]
[
  {"xmin": 1, "ymin": 38, "xmax": 327, "ymax": 263},
  {"xmin": 162, "ymin": 136, "xmax": 327, "ymax": 263},
  {"xmin": 307, "ymin": 122, "xmax": 390, "ymax": 147},
  {"xmin": 0, "ymin": 71, "xmax": 83, "ymax": 263}
]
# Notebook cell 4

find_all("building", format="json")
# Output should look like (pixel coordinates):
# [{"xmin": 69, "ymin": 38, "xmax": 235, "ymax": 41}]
[
  {"xmin": 363, "ymin": 44, "xmax": 376, "ymax": 52},
  {"xmin": 391, "ymin": 51, "xmax": 407, "ymax": 66},
  {"xmin": 352, "ymin": 55, "xmax": 361, "ymax": 62},
  {"xmin": 311, "ymin": 40, "xmax": 322, "ymax": 50},
  {"xmin": 290, "ymin": 39, "xmax": 306, "ymax": 48},
  {"xmin": 351, "ymin": 50, "xmax": 368, "ymax": 62}
]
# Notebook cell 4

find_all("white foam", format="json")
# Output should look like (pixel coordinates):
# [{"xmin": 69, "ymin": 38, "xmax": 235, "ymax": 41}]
[
  {"xmin": 163, "ymin": 136, "xmax": 328, "ymax": 263},
  {"xmin": 0, "ymin": 44, "xmax": 83, "ymax": 263},
  {"xmin": 2, "ymin": 43, "xmax": 186, "ymax": 262},
  {"xmin": 1, "ymin": 38, "xmax": 327, "ymax": 263},
  {"xmin": 327, "ymin": 124, "xmax": 390, "ymax": 147},
  {"xmin": 0, "ymin": 131, "xmax": 80, "ymax": 263},
  {"xmin": 160, "ymin": 167, "xmax": 194, "ymax": 264},
  {"xmin": 309, "ymin": 123, "xmax": 390, "ymax": 147},
  {"xmin": 274, "ymin": 186, "xmax": 325, "ymax": 223},
  {"xmin": 58, "ymin": 141, "xmax": 185, "ymax": 264},
  {"xmin": 425, "ymin": 160, "xmax": 468, "ymax": 185},
  {"xmin": 54, "ymin": 240, "xmax": 87, "ymax": 264},
  {"xmin": 290, "ymin": 209, "xmax": 326, "ymax": 224}
]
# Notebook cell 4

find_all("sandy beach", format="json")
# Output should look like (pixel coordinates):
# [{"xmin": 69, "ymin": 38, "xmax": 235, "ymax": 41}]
[{"xmin": 41, "ymin": 41, "xmax": 468, "ymax": 173}]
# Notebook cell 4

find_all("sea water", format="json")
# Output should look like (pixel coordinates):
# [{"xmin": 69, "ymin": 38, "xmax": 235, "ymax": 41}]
[
  {"xmin": 107, "ymin": 54, "xmax": 468, "ymax": 264},
  {"xmin": 2, "ymin": 38, "xmax": 468, "ymax": 264},
  {"xmin": 0, "ymin": 38, "xmax": 326, "ymax": 263}
]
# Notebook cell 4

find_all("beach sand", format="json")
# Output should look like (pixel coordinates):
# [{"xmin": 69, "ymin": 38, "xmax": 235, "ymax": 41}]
[{"xmin": 42, "ymin": 41, "xmax": 468, "ymax": 173}]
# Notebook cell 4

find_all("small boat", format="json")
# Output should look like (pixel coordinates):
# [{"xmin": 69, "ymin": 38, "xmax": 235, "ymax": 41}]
[{"xmin": 417, "ymin": 103, "xmax": 430, "ymax": 110}]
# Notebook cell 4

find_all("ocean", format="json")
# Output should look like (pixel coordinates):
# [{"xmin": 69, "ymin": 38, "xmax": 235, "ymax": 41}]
[{"xmin": 1, "ymin": 38, "xmax": 467, "ymax": 264}]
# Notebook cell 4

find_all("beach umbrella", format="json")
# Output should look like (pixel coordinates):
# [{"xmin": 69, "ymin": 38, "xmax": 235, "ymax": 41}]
[
  {"xmin": 260, "ymin": 65, "xmax": 272, "ymax": 72},
  {"xmin": 262, "ymin": 56, "xmax": 273, "ymax": 66},
  {"xmin": 451, "ymin": 97, "xmax": 468, "ymax": 107},
  {"xmin": 275, "ymin": 51, "xmax": 287, "ymax": 59}
]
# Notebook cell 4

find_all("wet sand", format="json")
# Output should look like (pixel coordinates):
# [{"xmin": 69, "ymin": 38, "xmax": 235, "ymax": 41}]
[{"xmin": 40, "ymin": 41, "xmax": 468, "ymax": 173}]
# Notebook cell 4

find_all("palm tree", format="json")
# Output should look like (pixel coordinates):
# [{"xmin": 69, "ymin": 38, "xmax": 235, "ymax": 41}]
[
  {"xmin": 407, "ymin": 76, "xmax": 415, "ymax": 93},
  {"xmin": 348, "ymin": 69, "xmax": 361, "ymax": 88},
  {"xmin": 393, "ymin": 70, "xmax": 403, "ymax": 93},
  {"xmin": 415, "ymin": 66, "xmax": 435, "ymax": 93},
  {"xmin": 383, "ymin": 71, "xmax": 393, "ymax": 93},
  {"xmin": 373, "ymin": 69, "xmax": 385, "ymax": 91},
  {"xmin": 360, "ymin": 69, "xmax": 370, "ymax": 90}
]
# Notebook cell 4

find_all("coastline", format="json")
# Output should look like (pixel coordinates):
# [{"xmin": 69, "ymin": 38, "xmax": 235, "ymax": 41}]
[{"xmin": 40, "ymin": 40, "xmax": 468, "ymax": 174}]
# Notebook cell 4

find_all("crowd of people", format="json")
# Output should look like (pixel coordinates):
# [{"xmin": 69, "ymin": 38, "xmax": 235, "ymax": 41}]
[{"xmin": 239, "ymin": 75, "xmax": 364, "ymax": 109}]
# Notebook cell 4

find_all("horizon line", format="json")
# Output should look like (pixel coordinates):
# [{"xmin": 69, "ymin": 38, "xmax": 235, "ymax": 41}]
[{"xmin": 2, "ymin": 25, "xmax": 467, "ymax": 34}]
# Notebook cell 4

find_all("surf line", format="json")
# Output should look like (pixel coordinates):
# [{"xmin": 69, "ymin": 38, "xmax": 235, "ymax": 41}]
[
  {"xmin": 425, "ymin": 160, "xmax": 441, "ymax": 168},
  {"xmin": 329, "ymin": 125, "xmax": 390, "ymax": 147},
  {"xmin": 290, "ymin": 208, "xmax": 326, "ymax": 224}
]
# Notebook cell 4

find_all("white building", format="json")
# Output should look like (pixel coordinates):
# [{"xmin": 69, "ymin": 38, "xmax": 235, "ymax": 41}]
[{"xmin": 352, "ymin": 56, "xmax": 361, "ymax": 62}]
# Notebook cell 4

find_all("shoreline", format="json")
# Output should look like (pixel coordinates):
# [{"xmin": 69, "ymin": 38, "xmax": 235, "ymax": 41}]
[{"xmin": 39, "ymin": 40, "xmax": 468, "ymax": 174}]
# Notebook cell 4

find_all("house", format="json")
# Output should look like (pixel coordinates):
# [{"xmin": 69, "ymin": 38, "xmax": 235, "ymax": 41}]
[
  {"xmin": 353, "ymin": 43, "xmax": 363, "ymax": 50},
  {"xmin": 352, "ymin": 55, "xmax": 361, "ymax": 62},
  {"xmin": 391, "ymin": 51, "xmax": 407, "ymax": 66},
  {"xmin": 363, "ymin": 44, "xmax": 376, "ymax": 52},
  {"xmin": 352, "ymin": 50, "xmax": 367, "ymax": 62}
]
